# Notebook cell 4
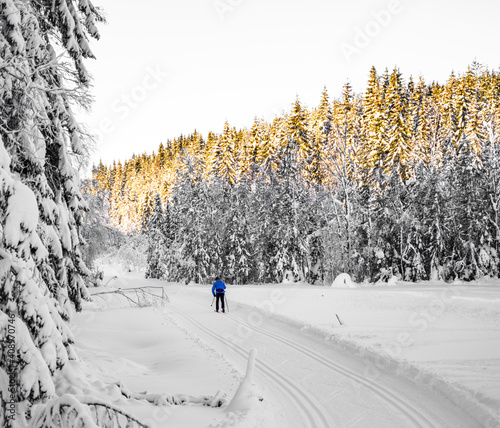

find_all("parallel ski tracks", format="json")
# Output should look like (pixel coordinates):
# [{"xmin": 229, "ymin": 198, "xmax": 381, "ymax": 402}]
[
  {"xmin": 225, "ymin": 312, "xmax": 436, "ymax": 428},
  {"xmin": 167, "ymin": 302, "xmax": 334, "ymax": 428},
  {"xmin": 173, "ymin": 294, "xmax": 438, "ymax": 428}
]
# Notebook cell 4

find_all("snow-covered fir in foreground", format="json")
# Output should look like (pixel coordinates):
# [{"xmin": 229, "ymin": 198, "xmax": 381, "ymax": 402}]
[
  {"xmin": 33, "ymin": 265, "xmax": 498, "ymax": 428},
  {"xmin": 0, "ymin": 0, "xmax": 104, "ymax": 424}
]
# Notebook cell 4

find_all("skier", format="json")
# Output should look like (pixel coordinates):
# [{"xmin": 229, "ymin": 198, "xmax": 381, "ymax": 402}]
[{"xmin": 212, "ymin": 276, "xmax": 226, "ymax": 313}]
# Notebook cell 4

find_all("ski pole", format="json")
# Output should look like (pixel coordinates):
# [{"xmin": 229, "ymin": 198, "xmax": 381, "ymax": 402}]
[
  {"xmin": 211, "ymin": 295, "xmax": 215, "ymax": 307},
  {"xmin": 335, "ymin": 314, "xmax": 343, "ymax": 326},
  {"xmin": 225, "ymin": 295, "xmax": 229, "ymax": 313}
]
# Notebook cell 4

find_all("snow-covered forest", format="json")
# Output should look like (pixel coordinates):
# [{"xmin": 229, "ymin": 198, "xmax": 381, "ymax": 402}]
[
  {"xmin": 90, "ymin": 65, "xmax": 500, "ymax": 285},
  {"xmin": 1, "ymin": 0, "xmax": 499, "ymax": 426}
]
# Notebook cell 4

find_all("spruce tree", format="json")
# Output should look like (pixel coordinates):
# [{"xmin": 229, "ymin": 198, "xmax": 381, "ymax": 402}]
[
  {"xmin": 145, "ymin": 194, "xmax": 166, "ymax": 279},
  {"xmin": 0, "ymin": 0, "xmax": 103, "ymax": 409},
  {"xmin": 267, "ymin": 98, "xmax": 310, "ymax": 282},
  {"xmin": 212, "ymin": 122, "xmax": 237, "ymax": 185},
  {"xmin": 382, "ymin": 68, "xmax": 412, "ymax": 183},
  {"xmin": 360, "ymin": 66, "xmax": 384, "ymax": 185},
  {"xmin": 327, "ymin": 85, "xmax": 360, "ymax": 276},
  {"xmin": 249, "ymin": 118, "xmax": 270, "ymax": 168},
  {"xmin": 308, "ymin": 87, "xmax": 332, "ymax": 185},
  {"xmin": 224, "ymin": 180, "xmax": 253, "ymax": 284}
]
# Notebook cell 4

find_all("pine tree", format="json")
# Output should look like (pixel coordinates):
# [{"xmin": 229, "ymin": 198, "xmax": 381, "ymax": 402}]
[
  {"xmin": 480, "ymin": 121, "xmax": 500, "ymax": 276},
  {"xmin": 252, "ymin": 166, "xmax": 281, "ymax": 282},
  {"xmin": 308, "ymin": 87, "xmax": 332, "ymax": 185},
  {"xmin": 204, "ymin": 131, "xmax": 219, "ymax": 178},
  {"xmin": 411, "ymin": 164, "xmax": 450, "ymax": 280},
  {"xmin": 448, "ymin": 139, "xmax": 489, "ymax": 280},
  {"xmin": 224, "ymin": 180, "xmax": 254, "ymax": 284},
  {"xmin": 211, "ymin": 122, "xmax": 237, "ymax": 185},
  {"xmin": 360, "ymin": 66, "xmax": 384, "ymax": 185},
  {"xmin": 409, "ymin": 76, "xmax": 436, "ymax": 166},
  {"xmin": 145, "ymin": 194, "xmax": 166, "ymax": 279},
  {"xmin": 264, "ymin": 98, "xmax": 311, "ymax": 282},
  {"xmin": 326, "ymin": 84, "xmax": 360, "ymax": 276},
  {"xmin": 249, "ymin": 118, "xmax": 270, "ymax": 170},
  {"xmin": 172, "ymin": 157, "xmax": 217, "ymax": 282},
  {"xmin": 0, "ymin": 0, "xmax": 103, "ymax": 408},
  {"xmin": 382, "ymin": 68, "xmax": 412, "ymax": 182},
  {"xmin": 287, "ymin": 98, "xmax": 311, "ymax": 177},
  {"xmin": 157, "ymin": 143, "xmax": 166, "ymax": 168}
]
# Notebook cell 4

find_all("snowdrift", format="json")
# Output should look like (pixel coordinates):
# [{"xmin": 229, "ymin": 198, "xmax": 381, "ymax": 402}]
[
  {"xmin": 226, "ymin": 349, "xmax": 261, "ymax": 413},
  {"xmin": 331, "ymin": 273, "xmax": 357, "ymax": 288}
]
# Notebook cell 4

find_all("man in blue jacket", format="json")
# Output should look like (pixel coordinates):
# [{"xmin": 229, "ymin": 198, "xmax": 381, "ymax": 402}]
[{"xmin": 212, "ymin": 276, "xmax": 226, "ymax": 313}]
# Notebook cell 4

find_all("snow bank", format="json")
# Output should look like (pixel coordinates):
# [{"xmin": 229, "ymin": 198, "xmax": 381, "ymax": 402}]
[
  {"xmin": 227, "ymin": 284, "xmax": 500, "ymax": 427},
  {"xmin": 331, "ymin": 273, "xmax": 357, "ymax": 288},
  {"xmin": 226, "ymin": 349, "xmax": 261, "ymax": 413}
]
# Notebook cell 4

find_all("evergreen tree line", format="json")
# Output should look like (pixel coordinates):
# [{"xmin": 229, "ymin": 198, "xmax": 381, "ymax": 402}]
[{"xmin": 92, "ymin": 63, "xmax": 500, "ymax": 284}]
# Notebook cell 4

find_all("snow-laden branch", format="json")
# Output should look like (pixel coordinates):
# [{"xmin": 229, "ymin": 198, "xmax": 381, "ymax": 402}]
[
  {"xmin": 30, "ymin": 394, "xmax": 148, "ymax": 428},
  {"xmin": 116, "ymin": 382, "xmax": 228, "ymax": 408}
]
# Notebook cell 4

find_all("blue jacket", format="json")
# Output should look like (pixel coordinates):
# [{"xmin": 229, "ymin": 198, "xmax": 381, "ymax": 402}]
[{"xmin": 212, "ymin": 280, "xmax": 226, "ymax": 296}]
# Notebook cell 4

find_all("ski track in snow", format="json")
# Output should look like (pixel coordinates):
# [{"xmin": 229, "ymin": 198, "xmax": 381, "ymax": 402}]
[
  {"xmin": 223, "ymin": 312, "xmax": 433, "ymax": 428},
  {"xmin": 95, "ymin": 269, "xmax": 493, "ymax": 427},
  {"xmin": 172, "ymin": 295, "xmax": 432, "ymax": 428},
  {"xmin": 165, "ymin": 291, "xmax": 483, "ymax": 428},
  {"xmin": 166, "ymin": 301, "xmax": 333, "ymax": 428}
]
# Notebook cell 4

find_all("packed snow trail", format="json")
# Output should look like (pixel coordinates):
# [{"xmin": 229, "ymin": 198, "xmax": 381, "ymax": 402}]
[
  {"xmin": 224, "ymin": 311, "xmax": 433, "ymax": 427},
  {"xmin": 165, "ymin": 287, "xmax": 482, "ymax": 428},
  {"xmin": 167, "ymin": 302, "xmax": 333, "ymax": 427}
]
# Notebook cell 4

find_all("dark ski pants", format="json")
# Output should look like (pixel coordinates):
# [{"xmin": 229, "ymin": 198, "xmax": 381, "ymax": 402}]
[{"xmin": 215, "ymin": 293, "xmax": 225, "ymax": 312}]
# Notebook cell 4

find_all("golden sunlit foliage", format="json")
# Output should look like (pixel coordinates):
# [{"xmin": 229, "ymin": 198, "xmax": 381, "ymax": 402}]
[{"xmin": 93, "ymin": 64, "xmax": 500, "ymax": 233}]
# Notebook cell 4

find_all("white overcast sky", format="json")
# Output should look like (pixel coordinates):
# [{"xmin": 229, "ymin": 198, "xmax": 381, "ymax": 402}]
[{"xmin": 80, "ymin": 0, "xmax": 500, "ymax": 173}]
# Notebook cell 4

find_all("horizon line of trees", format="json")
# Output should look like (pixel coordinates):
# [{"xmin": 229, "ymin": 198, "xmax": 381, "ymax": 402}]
[{"xmin": 90, "ymin": 62, "xmax": 500, "ymax": 284}]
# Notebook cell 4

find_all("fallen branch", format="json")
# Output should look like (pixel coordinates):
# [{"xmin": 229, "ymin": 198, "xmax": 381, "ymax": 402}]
[
  {"xmin": 116, "ymin": 382, "xmax": 228, "ymax": 408},
  {"xmin": 90, "ymin": 286, "xmax": 169, "ymax": 308}
]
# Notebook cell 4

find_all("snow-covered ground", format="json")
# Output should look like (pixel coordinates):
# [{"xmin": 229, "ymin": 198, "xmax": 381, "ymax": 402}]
[{"xmin": 64, "ymin": 267, "xmax": 500, "ymax": 427}]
